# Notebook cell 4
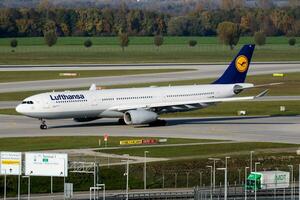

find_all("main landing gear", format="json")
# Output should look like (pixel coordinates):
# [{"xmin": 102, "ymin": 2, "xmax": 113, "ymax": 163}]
[{"xmin": 40, "ymin": 119, "xmax": 48, "ymax": 130}]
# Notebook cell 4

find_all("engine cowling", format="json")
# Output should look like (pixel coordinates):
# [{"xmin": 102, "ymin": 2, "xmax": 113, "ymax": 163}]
[
  {"xmin": 233, "ymin": 85, "xmax": 244, "ymax": 94},
  {"xmin": 124, "ymin": 109, "xmax": 158, "ymax": 125},
  {"xmin": 73, "ymin": 117, "xmax": 100, "ymax": 122}
]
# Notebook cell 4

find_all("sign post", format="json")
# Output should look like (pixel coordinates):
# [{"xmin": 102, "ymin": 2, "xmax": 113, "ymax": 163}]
[
  {"xmin": 4, "ymin": 169, "xmax": 6, "ymax": 200},
  {"xmin": 0, "ymin": 152, "xmax": 22, "ymax": 200}
]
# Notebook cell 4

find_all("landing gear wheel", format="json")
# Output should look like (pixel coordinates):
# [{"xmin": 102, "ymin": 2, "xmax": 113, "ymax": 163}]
[
  {"xmin": 149, "ymin": 119, "xmax": 167, "ymax": 127},
  {"xmin": 40, "ymin": 124, "xmax": 48, "ymax": 130},
  {"xmin": 118, "ymin": 118, "xmax": 126, "ymax": 125},
  {"xmin": 39, "ymin": 119, "xmax": 48, "ymax": 130}
]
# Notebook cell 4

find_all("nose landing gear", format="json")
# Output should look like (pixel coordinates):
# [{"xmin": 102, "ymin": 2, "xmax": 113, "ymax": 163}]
[{"xmin": 39, "ymin": 119, "xmax": 48, "ymax": 130}]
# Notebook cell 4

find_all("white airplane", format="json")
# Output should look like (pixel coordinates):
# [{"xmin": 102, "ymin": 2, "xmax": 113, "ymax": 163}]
[{"xmin": 16, "ymin": 44, "xmax": 271, "ymax": 129}]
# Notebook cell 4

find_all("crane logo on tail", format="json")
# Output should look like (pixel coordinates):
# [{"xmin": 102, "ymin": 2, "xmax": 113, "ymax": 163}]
[{"xmin": 235, "ymin": 55, "xmax": 249, "ymax": 73}]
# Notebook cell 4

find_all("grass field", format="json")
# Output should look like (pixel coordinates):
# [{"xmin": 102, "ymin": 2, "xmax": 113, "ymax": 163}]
[
  {"xmin": 0, "ymin": 36, "xmax": 299, "ymax": 64},
  {"xmin": 0, "ymin": 69, "xmax": 189, "ymax": 83},
  {"xmin": 99, "ymin": 142, "xmax": 297, "ymax": 158},
  {"xmin": 0, "ymin": 72, "xmax": 299, "ymax": 101},
  {"xmin": 0, "ymin": 136, "xmax": 217, "ymax": 151}
]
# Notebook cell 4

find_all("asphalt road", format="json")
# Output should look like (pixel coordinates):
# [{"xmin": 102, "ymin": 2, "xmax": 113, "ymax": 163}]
[
  {"xmin": 0, "ymin": 62, "xmax": 299, "ymax": 92},
  {"xmin": 1, "ymin": 114, "xmax": 299, "ymax": 144}
]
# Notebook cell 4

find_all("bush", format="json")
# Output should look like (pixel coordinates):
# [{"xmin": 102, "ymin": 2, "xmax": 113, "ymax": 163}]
[
  {"xmin": 254, "ymin": 31, "xmax": 266, "ymax": 46},
  {"xmin": 154, "ymin": 35, "xmax": 164, "ymax": 49},
  {"xmin": 119, "ymin": 32, "xmax": 129, "ymax": 51},
  {"xmin": 189, "ymin": 40, "xmax": 197, "ymax": 47},
  {"xmin": 288, "ymin": 38, "xmax": 296, "ymax": 46},
  {"xmin": 84, "ymin": 39, "xmax": 93, "ymax": 48},
  {"xmin": 10, "ymin": 39, "xmax": 18, "ymax": 48},
  {"xmin": 44, "ymin": 30, "xmax": 57, "ymax": 47}
]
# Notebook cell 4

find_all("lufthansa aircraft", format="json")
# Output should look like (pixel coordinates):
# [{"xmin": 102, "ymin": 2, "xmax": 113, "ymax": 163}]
[{"xmin": 16, "ymin": 44, "xmax": 270, "ymax": 129}]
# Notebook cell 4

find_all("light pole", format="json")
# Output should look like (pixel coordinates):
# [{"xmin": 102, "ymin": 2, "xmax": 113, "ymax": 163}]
[
  {"xmin": 186, "ymin": 171, "xmax": 190, "ymax": 188},
  {"xmin": 288, "ymin": 165, "xmax": 293, "ymax": 199},
  {"xmin": 250, "ymin": 151, "xmax": 254, "ymax": 172},
  {"xmin": 245, "ymin": 166, "xmax": 249, "ymax": 200},
  {"xmin": 208, "ymin": 157, "xmax": 220, "ymax": 191},
  {"xmin": 144, "ymin": 151, "xmax": 149, "ymax": 190},
  {"xmin": 217, "ymin": 168, "xmax": 227, "ymax": 200},
  {"xmin": 254, "ymin": 162, "xmax": 260, "ymax": 200},
  {"xmin": 122, "ymin": 154, "xmax": 130, "ymax": 200},
  {"xmin": 198, "ymin": 171, "xmax": 203, "ymax": 187},
  {"xmin": 174, "ymin": 173, "xmax": 178, "ymax": 188},
  {"xmin": 206, "ymin": 165, "xmax": 213, "ymax": 200},
  {"xmin": 162, "ymin": 171, "xmax": 165, "ymax": 188},
  {"xmin": 238, "ymin": 169, "xmax": 241, "ymax": 184}
]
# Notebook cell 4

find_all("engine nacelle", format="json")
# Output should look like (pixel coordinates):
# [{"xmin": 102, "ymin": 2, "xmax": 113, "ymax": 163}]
[
  {"xmin": 233, "ymin": 85, "xmax": 244, "ymax": 94},
  {"xmin": 124, "ymin": 109, "xmax": 158, "ymax": 125},
  {"xmin": 73, "ymin": 117, "xmax": 100, "ymax": 122}
]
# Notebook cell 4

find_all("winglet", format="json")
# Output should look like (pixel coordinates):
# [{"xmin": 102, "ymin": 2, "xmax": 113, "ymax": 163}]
[
  {"xmin": 89, "ymin": 83, "xmax": 96, "ymax": 91},
  {"xmin": 255, "ymin": 89, "xmax": 269, "ymax": 98}
]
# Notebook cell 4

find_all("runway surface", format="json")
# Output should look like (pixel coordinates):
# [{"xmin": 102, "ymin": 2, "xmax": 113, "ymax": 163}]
[
  {"xmin": 1, "ymin": 96, "xmax": 299, "ymax": 108},
  {"xmin": 1, "ymin": 62, "xmax": 300, "ymax": 92},
  {"xmin": 1, "ymin": 114, "xmax": 299, "ymax": 144}
]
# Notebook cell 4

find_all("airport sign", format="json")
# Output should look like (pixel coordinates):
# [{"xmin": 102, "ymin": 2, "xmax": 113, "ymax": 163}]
[
  {"xmin": 120, "ymin": 139, "xmax": 143, "ymax": 145},
  {"xmin": 120, "ymin": 139, "xmax": 158, "ymax": 145},
  {"xmin": 0, "ymin": 152, "xmax": 22, "ymax": 175},
  {"xmin": 25, "ymin": 153, "xmax": 68, "ymax": 177}
]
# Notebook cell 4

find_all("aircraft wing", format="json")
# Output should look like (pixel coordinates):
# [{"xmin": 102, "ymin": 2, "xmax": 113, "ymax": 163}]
[{"xmin": 109, "ymin": 90, "xmax": 268, "ymax": 112}]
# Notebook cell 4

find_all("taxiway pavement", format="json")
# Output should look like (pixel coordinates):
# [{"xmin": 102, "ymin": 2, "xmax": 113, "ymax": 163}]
[{"xmin": 1, "ymin": 114, "xmax": 299, "ymax": 144}]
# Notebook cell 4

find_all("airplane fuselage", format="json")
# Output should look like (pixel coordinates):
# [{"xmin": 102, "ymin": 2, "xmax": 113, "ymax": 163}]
[{"xmin": 16, "ymin": 84, "xmax": 240, "ymax": 119}]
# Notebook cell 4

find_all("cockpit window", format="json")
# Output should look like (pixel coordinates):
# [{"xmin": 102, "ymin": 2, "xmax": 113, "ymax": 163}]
[{"xmin": 22, "ymin": 101, "xmax": 34, "ymax": 104}]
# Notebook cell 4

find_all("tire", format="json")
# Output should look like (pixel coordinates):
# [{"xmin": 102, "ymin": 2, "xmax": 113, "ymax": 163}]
[{"xmin": 40, "ymin": 124, "xmax": 47, "ymax": 130}]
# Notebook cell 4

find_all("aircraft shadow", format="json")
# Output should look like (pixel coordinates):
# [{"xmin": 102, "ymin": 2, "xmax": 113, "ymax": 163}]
[
  {"xmin": 49, "ymin": 115, "xmax": 295, "ymax": 129},
  {"xmin": 49, "ymin": 121, "xmax": 121, "ymax": 129}
]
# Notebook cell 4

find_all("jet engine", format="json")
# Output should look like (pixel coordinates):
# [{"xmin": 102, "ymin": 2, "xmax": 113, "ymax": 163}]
[
  {"xmin": 124, "ymin": 109, "xmax": 158, "ymax": 125},
  {"xmin": 233, "ymin": 84, "xmax": 244, "ymax": 94}
]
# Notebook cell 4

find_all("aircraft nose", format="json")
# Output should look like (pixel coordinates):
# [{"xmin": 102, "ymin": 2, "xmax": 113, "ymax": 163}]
[{"xmin": 15, "ymin": 104, "xmax": 23, "ymax": 114}]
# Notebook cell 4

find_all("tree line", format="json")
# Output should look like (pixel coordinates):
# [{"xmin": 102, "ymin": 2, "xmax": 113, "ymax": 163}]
[{"xmin": 0, "ymin": 6, "xmax": 299, "ymax": 38}]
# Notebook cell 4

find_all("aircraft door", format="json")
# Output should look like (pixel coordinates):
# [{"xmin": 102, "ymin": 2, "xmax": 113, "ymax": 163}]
[{"xmin": 91, "ymin": 95, "xmax": 98, "ymax": 107}]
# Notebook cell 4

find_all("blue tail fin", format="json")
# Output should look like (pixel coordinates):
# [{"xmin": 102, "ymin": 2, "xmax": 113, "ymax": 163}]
[{"xmin": 213, "ymin": 44, "xmax": 255, "ymax": 84}]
